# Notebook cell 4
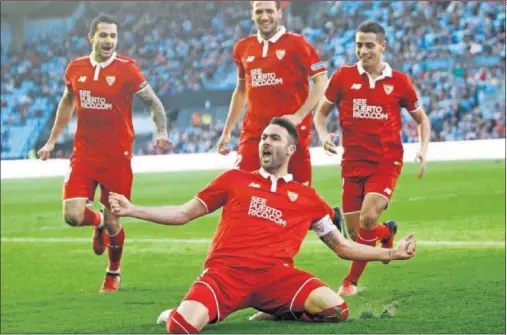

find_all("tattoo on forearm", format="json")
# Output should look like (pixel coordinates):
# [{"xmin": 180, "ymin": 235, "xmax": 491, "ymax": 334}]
[
  {"xmin": 388, "ymin": 249, "xmax": 396, "ymax": 259},
  {"xmin": 138, "ymin": 87, "xmax": 167, "ymax": 132},
  {"xmin": 320, "ymin": 233, "xmax": 341, "ymax": 252},
  {"xmin": 151, "ymin": 105, "xmax": 167, "ymax": 132}
]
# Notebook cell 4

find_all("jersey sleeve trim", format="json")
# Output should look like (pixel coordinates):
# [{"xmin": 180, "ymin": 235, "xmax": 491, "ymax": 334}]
[
  {"xmin": 311, "ymin": 214, "xmax": 338, "ymax": 237},
  {"xmin": 310, "ymin": 71, "xmax": 327, "ymax": 79},
  {"xmin": 194, "ymin": 196, "xmax": 209, "ymax": 213},
  {"xmin": 323, "ymin": 95, "xmax": 335, "ymax": 105},
  {"xmin": 134, "ymin": 85, "xmax": 149, "ymax": 94}
]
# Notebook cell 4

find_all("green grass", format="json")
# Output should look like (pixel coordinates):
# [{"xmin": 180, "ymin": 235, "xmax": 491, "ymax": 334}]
[{"xmin": 1, "ymin": 160, "xmax": 505, "ymax": 334}]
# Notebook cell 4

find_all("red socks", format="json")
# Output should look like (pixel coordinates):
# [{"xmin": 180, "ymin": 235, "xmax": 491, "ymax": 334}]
[
  {"xmin": 167, "ymin": 310, "xmax": 199, "ymax": 334},
  {"xmin": 107, "ymin": 227, "xmax": 125, "ymax": 272},
  {"xmin": 345, "ymin": 224, "xmax": 390, "ymax": 284},
  {"xmin": 80, "ymin": 208, "xmax": 102, "ymax": 226},
  {"xmin": 301, "ymin": 302, "xmax": 349, "ymax": 322}
]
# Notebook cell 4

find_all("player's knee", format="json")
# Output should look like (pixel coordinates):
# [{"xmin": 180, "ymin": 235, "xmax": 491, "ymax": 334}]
[
  {"xmin": 63, "ymin": 210, "xmax": 83, "ymax": 227},
  {"xmin": 307, "ymin": 302, "xmax": 349, "ymax": 322},
  {"xmin": 304, "ymin": 286, "xmax": 341, "ymax": 314},
  {"xmin": 166, "ymin": 309, "xmax": 201, "ymax": 334},
  {"xmin": 359, "ymin": 210, "xmax": 378, "ymax": 230}
]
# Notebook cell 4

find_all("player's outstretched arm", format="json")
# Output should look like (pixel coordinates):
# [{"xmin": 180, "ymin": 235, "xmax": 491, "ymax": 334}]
[
  {"xmin": 108, "ymin": 192, "xmax": 207, "ymax": 225},
  {"xmin": 137, "ymin": 85, "xmax": 172, "ymax": 149},
  {"xmin": 320, "ymin": 229, "xmax": 417, "ymax": 262},
  {"xmin": 38, "ymin": 88, "xmax": 75, "ymax": 160},
  {"xmin": 218, "ymin": 79, "xmax": 247, "ymax": 155},
  {"xmin": 313, "ymin": 99, "xmax": 338, "ymax": 155},
  {"xmin": 283, "ymin": 73, "xmax": 328, "ymax": 126},
  {"xmin": 409, "ymin": 108, "xmax": 431, "ymax": 179}
]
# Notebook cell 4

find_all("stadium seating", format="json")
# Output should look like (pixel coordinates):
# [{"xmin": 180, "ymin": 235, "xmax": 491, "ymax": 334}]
[{"xmin": 1, "ymin": 1, "xmax": 505, "ymax": 158}]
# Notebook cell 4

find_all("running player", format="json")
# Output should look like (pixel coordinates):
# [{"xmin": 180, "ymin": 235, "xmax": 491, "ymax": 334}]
[
  {"xmin": 38, "ymin": 14, "xmax": 171, "ymax": 292},
  {"xmin": 314, "ymin": 20, "xmax": 430, "ymax": 296},
  {"xmin": 217, "ymin": 0, "xmax": 328, "ymax": 186}
]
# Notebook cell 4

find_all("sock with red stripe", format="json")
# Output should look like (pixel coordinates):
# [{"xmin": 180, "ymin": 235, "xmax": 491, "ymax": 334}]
[
  {"xmin": 107, "ymin": 227, "xmax": 125, "ymax": 272},
  {"xmin": 301, "ymin": 302, "xmax": 349, "ymax": 322},
  {"xmin": 79, "ymin": 208, "xmax": 103, "ymax": 227},
  {"xmin": 344, "ymin": 227, "xmax": 379, "ymax": 284},
  {"xmin": 167, "ymin": 309, "xmax": 199, "ymax": 334},
  {"xmin": 376, "ymin": 223, "xmax": 391, "ymax": 242}
]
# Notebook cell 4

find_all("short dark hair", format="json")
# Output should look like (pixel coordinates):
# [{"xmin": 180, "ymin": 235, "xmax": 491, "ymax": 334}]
[
  {"xmin": 357, "ymin": 20, "xmax": 385, "ymax": 41},
  {"xmin": 89, "ymin": 14, "xmax": 119, "ymax": 36},
  {"xmin": 269, "ymin": 117, "xmax": 299, "ymax": 144},
  {"xmin": 250, "ymin": 1, "xmax": 281, "ymax": 10}
]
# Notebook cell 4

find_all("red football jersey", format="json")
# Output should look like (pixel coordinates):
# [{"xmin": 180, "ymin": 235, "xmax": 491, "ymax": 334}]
[
  {"xmin": 324, "ymin": 63, "xmax": 420, "ymax": 164},
  {"xmin": 233, "ymin": 27, "xmax": 326, "ymax": 144},
  {"xmin": 64, "ymin": 52, "xmax": 148, "ymax": 161},
  {"xmin": 196, "ymin": 169, "xmax": 335, "ymax": 269}
]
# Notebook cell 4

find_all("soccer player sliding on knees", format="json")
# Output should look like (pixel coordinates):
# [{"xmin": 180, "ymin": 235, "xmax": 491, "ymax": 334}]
[
  {"xmin": 109, "ymin": 118, "xmax": 417, "ymax": 334},
  {"xmin": 37, "ymin": 14, "xmax": 171, "ymax": 293},
  {"xmin": 314, "ymin": 20, "xmax": 430, "ymax": 296}
]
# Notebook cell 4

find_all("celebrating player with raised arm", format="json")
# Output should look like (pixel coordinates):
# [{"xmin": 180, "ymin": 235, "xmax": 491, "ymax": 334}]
[
  {"xmin": 37, "ymin": 14, "xmax": 171, "ymax": 293},
  {"xmin": 109, "ymin": 118, "xmax": 417, "ymax": 334},
  {"xmin": 217, "ymin": 0, "xmax": 328, "ymax": 186},
  {"xmin": 314, "ymin": 21, "xmax": 430, "ymax": 296}
]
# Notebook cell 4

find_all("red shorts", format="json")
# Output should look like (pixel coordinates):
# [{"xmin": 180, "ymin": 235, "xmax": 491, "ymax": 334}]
[
  {"xmin": 62, "ymin": 157, "xmax": 133, "ymax": 209},
  {"xmin": 237, "ymin": 137, "xmax": 312, "ymax": 185},
  {"xmin": 182, "ymin": 264, "xmax": 327, "ymax": 323},
  {"xmin": 341, "ymin": 160, "xmax": 402, "ymax": 214}
]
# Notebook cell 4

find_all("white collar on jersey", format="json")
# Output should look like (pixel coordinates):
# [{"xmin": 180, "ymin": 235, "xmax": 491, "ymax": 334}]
[
  {"xmin": 89, "ymin": 52, "xmax": 117, "ymax": 81},
  {"xmin": 89, "ymin": 52, "xmax": 117, "ymax": 68},
  {"xmin": 259, "ymin": 168, "xmax": 293, "ymax": 193},
  {"xmin": 357, "ymin": 62, "xmax": 393, "ymax": 88},
  {"xmin": 259, "ymin": 168, "xmax": 293, "ymax": 182},
  {"xmin": 257, "ymin": 26, "xmax": 287, "ymax": 44},
  {"xmin": 357, "ymin": 62, "xmax": 393, "ymax": 77}
]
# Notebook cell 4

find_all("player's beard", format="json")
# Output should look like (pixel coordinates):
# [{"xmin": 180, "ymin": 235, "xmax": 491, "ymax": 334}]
[
  {"xmin": 258, "ymin": 20, "xmax": 278, "ymax": 39},
  {"xmin": 95, "ymin": 43, "xmax": 115, "ymax": 62},
  {"xmin": 260, "ymin": 151, "xmax": 283, "ymax": 172}
]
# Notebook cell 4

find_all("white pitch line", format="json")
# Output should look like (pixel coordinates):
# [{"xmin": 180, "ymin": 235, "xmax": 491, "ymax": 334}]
[{"xmin": 0, "ymin": 237, "xmax": 504, "ymax": 247}]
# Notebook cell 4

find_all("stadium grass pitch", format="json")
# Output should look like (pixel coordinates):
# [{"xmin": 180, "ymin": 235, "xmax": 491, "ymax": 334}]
[{"xmin": 1, "ymin": 160, "xmax": 505, "ymax": 334}]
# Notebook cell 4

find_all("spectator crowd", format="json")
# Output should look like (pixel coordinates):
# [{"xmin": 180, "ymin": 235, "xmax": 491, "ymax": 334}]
[{"xmin": 1, "ymin": 1, "xmax": 505, "ymax": 158}]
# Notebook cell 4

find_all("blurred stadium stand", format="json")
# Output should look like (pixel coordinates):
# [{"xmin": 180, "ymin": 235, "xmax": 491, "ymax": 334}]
[{"xmin": 1, "ymin": 1, "xmax": 505, "ymax": 159}]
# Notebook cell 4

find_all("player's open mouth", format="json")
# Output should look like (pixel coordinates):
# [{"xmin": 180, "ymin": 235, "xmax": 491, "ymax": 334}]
[
  {"xmin": 262, "ymin": 148, "xmax": 272, "ymax": 158},
  {"xmin": 102, "ymin": 46, "xmax": 113, "ymax": 52}
]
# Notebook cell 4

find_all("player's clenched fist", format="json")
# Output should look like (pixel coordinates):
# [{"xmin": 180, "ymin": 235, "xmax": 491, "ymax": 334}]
[
  {"xmin": 109, "ymin": 192, "xmax": 133, "ymax": 216},
  {"xmin": 394, "ymin": 232, "xmax": 417, "ymax": 260},
  {"xmin": 37, "ymin": 142, "xmax": 55, "ymax": 161},
  {"xmin": 217, "ymin": 132, "xmax": 231, "ymax": 155},
  {"xmin": 154, "ymin": 133, "xmax": 172, "ymax": 150},
  {"xmin": 321, "ymin": 133, "xmax": 339, "ymax": 155}
]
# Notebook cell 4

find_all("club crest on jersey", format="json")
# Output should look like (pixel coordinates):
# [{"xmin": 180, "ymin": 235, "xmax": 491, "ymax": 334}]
[
  {"xmin": 106, "ymin": 76, "xmax": 116, "ymax": 86},
  {"xmin": 276, "ymin": 49, "xmax": 286, "ymax": 60},
  {"xmin": 384, "ymin": 84, "xmax": 394, "ymax": 95},
  {"xmin": 287, "ymin": 191, "xmax": 298, "ymax": 202}
]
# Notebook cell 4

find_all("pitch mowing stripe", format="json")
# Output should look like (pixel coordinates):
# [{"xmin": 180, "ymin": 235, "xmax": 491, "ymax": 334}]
[{"xmin": 0, "ymin": 237, "xmax": 504, "ymax": 247}]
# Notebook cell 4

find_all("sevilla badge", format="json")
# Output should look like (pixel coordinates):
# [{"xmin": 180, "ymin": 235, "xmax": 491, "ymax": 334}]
[
  {"xmin": 287, "ymin": 191, "xmax": 298, "ymax": 202},
  {"xmin": 276, "ymin": 49, "xmax": 286, "ymax": 60},
  {"xmin": 106, "ymin": 76, "xmax": 116, "ymax": 86},
  {"xmin": 383, "ymin": 84, "xmax": 394, "ymax": 95}
]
